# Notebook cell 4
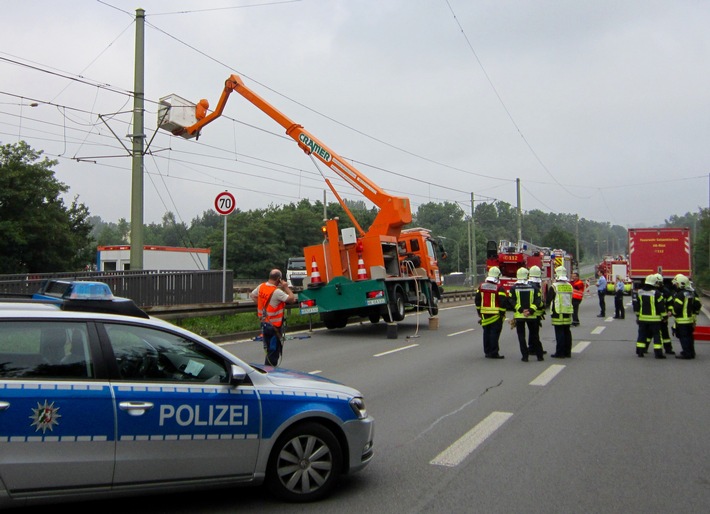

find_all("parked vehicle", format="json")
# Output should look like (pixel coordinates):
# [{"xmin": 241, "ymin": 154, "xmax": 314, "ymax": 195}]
[
  {"xmin": 485, "ymin": 239, "xmax": 572, "ymax": 300},
  {"xmin": 597, "ymin": 255, "xmax": 632, "ymax": 295},
  {"xmin": 286, "ymin": 256, "xmax": 307, "ymax": 291},
  {"xmin": 627, "ymin": 227, "xmax": 691, "ymax": 288},
  {"xmin": 0, "ymin": 280, "xmax": 374, "ymax": 506},
  {"xmin": 159, "ymin": 75, "xmax": 443, "ymax": 330}
]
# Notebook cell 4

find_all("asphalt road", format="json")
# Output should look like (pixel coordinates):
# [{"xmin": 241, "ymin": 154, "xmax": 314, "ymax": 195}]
[{"xmin": 18, "ymin": 291, "xmax": 710, "ymax": 513}]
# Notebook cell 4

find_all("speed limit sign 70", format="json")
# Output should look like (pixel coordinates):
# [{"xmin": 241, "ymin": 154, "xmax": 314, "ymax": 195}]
[{"xmin": 214, "ymin": 191, "xmax": 236, "ymax": 215}]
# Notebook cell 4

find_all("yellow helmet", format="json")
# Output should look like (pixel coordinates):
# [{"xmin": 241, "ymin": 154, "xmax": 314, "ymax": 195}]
[
  {"xmin": 516, "ymin": 267, "xmax": 529, "ymax": 280},
  {"xmin": 487, "ymin": 266, "xmax": 501, "ymax": 279}
]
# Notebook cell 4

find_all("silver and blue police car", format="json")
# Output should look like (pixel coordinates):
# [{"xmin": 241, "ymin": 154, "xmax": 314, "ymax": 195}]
[{"xmin": 0, "ymin": 281, "xmax": 374, "ymax": 506}]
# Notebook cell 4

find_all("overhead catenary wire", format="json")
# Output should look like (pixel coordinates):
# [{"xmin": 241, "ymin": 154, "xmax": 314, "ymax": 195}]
[{"xmin": 1, "ymin": 6, "xmax": 706, "ymax": 228}]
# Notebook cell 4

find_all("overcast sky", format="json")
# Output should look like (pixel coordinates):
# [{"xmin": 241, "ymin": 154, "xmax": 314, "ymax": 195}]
[{"xmin": 1, "ymin": 0, "xmax": 708, "ymax": 232}]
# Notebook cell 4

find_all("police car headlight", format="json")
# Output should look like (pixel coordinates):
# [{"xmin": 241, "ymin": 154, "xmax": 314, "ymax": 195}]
[{"xmin": 349, "ymin": 396, "xmax": 367, "ymax": 419}]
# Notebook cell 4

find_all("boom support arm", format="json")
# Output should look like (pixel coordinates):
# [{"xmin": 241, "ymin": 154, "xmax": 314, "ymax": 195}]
[{"xmin": 182, "ymin": 75, "xmax": 412, "ymax": 239}]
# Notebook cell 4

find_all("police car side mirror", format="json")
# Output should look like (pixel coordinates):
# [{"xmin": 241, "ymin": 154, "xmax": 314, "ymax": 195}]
[{"xmin": 230, "ymin": 364, "xmax": 247, "ymax": 384}]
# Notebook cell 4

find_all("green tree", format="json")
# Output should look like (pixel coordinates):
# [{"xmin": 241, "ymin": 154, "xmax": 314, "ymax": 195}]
[
  {"xmin": 543, "ymin": 227, "xmax": 576, "ymax": 255},
  {"xmin": 0, "ymin": 141, "xmax": 94, "ymax": 273}
]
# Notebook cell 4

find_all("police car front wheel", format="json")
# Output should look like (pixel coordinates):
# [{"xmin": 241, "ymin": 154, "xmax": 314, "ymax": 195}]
[{"xmin": 266, "ymin": 421, "xmax": 343, "ymax": 502}]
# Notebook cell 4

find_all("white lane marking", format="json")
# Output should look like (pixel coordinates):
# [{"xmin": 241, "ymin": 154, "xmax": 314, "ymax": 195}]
[
  {"xmin": 430, "ymin": 411, "xmax": 513, "ymax": 467},
  {"xmin": 308, "ymin": 370, "xmax": 322, "ymax": 375},
  {"xmin": 591, "ymin": 326, "xmax": 605, "ymax": 335},
  {"xmin": 374, "ymin": 344, "xmax": 419, "ymax": 357},
  {"xmin": 572, "ymin": 341, "xmax": 590, "ymax": 353},
  {"xmin": 530, "ymin": 364, "xmax": 565, "ymax": 386},
  {"xmin": 604, "ymin": 316, "xmax": 613, "ymax": 322},
  {"xmin": 448, "ymin": 328, "xmax": 475, "ymax": 337}
]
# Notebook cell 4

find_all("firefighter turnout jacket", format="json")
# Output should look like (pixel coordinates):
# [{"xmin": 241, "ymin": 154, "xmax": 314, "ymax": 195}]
[
  {"xmin": 632, "ymin": 286, "xmax": 664, "ymax": 322},
  {"xmin": 670, "ymin": 288, "xmax": 702, "ymax": 325},
  {"xmin": 509, "ymin": 280, "xmax": 542, "ymax": 319},
  {"xmin": 475, "ymin": 279, "xmax": 509, "ymax": 326}
]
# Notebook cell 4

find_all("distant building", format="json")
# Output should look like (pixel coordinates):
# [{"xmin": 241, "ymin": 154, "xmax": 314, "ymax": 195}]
[{"xmin": 96, "ymin": 245, "xmax": 210, "ymax": 271}]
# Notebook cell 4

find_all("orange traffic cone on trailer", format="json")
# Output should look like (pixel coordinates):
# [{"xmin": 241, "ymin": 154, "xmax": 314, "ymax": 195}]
[
  {"xmin": 309, "ymin": 256, "xmax": 323, "ymax": 286},
  {"xmin": 357, "ymin": 254, "xmax": 367, "ymax": 280}
]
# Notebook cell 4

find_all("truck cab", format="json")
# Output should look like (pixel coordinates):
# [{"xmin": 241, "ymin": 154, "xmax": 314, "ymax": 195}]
[{"xmin": 286, "ymin": 256, "xmax": 307, "ymax": 291}]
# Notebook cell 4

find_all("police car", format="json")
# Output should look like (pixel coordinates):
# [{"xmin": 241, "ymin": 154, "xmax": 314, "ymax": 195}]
[{"xmin": 0, "ymin": 280, "xmax": 374, "ymax": 506}]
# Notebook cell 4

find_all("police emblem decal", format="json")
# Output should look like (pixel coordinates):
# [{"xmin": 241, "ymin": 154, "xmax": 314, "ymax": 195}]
[{"xmin": 30, "ymin": 400, "xmax": 61, "ymax": 433}]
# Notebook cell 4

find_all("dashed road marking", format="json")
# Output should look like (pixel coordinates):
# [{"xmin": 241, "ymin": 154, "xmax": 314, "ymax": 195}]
[
  {"xmin": 448, "ymin": 328, "xmax": 475, "ymax": 337},
  {"xmin": 374, "ymin": 344, "xmax": 419, "ymax": 357},
  {"xmin": 530, "ymin": 364, "xmax": 565, "ymax": 386},
  {"xmin": 573, "ymin": 340, "xmax": 590, "ymax": 353},
  {"xmin": 430, "ymin": 411, "xmax": 513, "ymax": 467},
  {"xmin": 591, "ymin": 326, "xmax": 605, "ymax": 335}
]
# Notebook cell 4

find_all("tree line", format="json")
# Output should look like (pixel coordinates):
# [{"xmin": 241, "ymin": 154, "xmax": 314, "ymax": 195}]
[{"xmin": 3, "ymin": 141, "xmax": 709, "ymax": 287}]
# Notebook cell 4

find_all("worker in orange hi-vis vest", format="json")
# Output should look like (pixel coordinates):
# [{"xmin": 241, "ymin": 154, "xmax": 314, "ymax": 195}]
[
  {"xmin": 570, "ymin": 271, "xmax": 586, "ymax": 327},
  {"xmin": 250, "ymin": 269, "xmax": 296, "ymax": 366}
]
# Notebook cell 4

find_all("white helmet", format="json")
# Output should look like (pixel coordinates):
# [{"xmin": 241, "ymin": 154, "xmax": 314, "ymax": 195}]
[
  {"xmin": 672, "ymin": 274, "xmax": 690, "ymax": 289},
  {"xmin": 487, "ymin": 266, "xmax": 501, "ymax": 279},
  {"xmin": 655, "ymin": 273, "xmax": 664, "ymax": 285},
  {"xmin": 644, "ymin": 274, "xmax": 659, "ymax": 287},
  {"xmin": 529, "ymin": 265, "xmax": 542, "ymax": 279},
  {"xmin": 516, "ymin": 267, "xmax": 529, "ymax": 280},
  {"xmin": 554, "ymin": 265, "xmax": 568, "ymax": 280}
]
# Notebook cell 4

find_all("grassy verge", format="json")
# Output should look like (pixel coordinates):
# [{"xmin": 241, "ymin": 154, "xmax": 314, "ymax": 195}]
[{"xmin": 177, "ymin": 310, "xmax": 315, "ymax": 338}]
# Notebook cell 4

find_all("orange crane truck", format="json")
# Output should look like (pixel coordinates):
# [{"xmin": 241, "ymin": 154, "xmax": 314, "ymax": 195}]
[{"xmin": 158, "ymin": 75, "xmax": 444, "ymax": 329}]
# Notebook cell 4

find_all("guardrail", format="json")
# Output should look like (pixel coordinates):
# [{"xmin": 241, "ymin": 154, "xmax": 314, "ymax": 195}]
[{"xmin": 145, "ymin": 289, "xmax": 475, "ymax": 321}]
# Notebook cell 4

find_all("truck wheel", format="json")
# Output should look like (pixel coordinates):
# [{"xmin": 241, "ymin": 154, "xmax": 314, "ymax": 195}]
[
  {"xmin": 368, "ymin": 312, "xmax": 380, "ymax": 324},
  {"xmin": 428, "ymin": 296, "xmax": 439, "ymax": 316},
  {"xmin": 266, "ymin": 421, "xmax": 343, "ymax": 502},
  {"xmin": 384, "ymin": 287, "xmax": 405, "ymax": 322}
]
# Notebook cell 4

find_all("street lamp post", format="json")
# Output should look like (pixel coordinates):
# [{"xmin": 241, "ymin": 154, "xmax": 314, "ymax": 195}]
[{"xmin": 440, "ymin": 236, "xmax": 461, "ymax": 272}]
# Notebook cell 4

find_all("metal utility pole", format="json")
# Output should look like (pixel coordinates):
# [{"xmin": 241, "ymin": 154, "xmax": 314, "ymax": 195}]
[
  {"xmin": 575, "ymin": 214, "xmax": 580, "ymax": 270},
  {"xmin": 470, "ymin": 192, "xmax": 477, "ymax": 287},
  {"xmin": 516, "ymin": 178, "xmax": 522, "ymax": 243},
  {"xmin": 129, "ymin": 8, "xmax": 145, "ymax": 270}
]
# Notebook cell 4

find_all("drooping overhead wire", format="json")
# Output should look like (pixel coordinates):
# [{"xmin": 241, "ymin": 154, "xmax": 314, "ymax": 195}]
[{"xmin": 444, "ymin": 0, "xmax": 586, "ymax": 199}]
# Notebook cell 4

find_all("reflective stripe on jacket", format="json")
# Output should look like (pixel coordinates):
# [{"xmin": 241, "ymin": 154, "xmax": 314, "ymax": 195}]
[
  {"xmin": 256, "ymin": 283, "xmax": 285, "ymax": 327},
  {"xmin": 549, "ymin": 281, "xmax": 573, "ymax": 325},
  {"xmin": 672, "ymin": 290, "xmax": 701, "ymax": 324},
  {"xmin": 475, "ymin": 281, "xmax": 508, "ymax": 326},
  {"xmin": 634, "ymin": 289, "xmax": 663, "ymax": 322},
  {"xmin": 571, "ymin": 279, "xmax": 585, "ymax": 300},
  {"xmin": 509, "ymin": 282, "xmax": 541, "ymax": 319}
]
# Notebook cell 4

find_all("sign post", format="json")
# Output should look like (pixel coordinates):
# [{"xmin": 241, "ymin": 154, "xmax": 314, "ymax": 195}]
[{"xmin": 214, "ymin": 191, "xmax": 236, "ymax": 302}]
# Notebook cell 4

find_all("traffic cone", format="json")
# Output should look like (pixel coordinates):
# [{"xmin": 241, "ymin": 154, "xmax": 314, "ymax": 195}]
[
  {"xmin": 357, "ymin": 254, "xmax": 367, "ymax": 280},
  {"xmin": 309, "ymin": 256, "xmax": 323, "ymax": 286}
]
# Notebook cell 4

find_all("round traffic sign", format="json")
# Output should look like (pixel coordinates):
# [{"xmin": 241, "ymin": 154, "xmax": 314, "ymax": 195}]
[{"xmin": 214, "ymin": 191, "xmax": 236, "ymax": 215}]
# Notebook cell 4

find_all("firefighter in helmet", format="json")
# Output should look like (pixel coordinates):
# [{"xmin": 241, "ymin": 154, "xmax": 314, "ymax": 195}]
[
  {"xmin": 508, "ymin": 266, "xmax": 543, "ymax": 361},
  {"xmin": 633, "ymin": 274, "xmax": 665, "ymax": 358},
  {"xmin": 648, "ymin": 273, "xmax": 675, "ymax": 355},
  {"xmin": 527, "ymin": 265, "xmax": 547, "ymax": 356},
  {"xmin": 669, "ymin": 274, "xmax": 701, "ymax": 359},
  {"xmin": 547, "ymin": 265, "xmax": 574, "ymax": 358},
  {"xmin": 474, "ymin": 266, "xmax": 509, "ymax": 359}
]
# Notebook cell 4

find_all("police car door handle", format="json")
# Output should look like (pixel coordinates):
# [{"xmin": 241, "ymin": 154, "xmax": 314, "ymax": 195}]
[
  {"xmin": 119, "ymin": 401, "xmax": 154, "ymax": 416},
  {"xmin": 0, "ymin": 401, "xmax": 9, "ymax": 411}
]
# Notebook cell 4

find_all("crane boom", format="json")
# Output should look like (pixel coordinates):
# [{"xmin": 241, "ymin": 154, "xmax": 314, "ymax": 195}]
[
  {"xmin": 159, "ymin": 74, "xmax": 444, "ymax": 331},
  {"xmin": 181, "ymin": 74, "xmax": 411, "ymax": 239}
]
